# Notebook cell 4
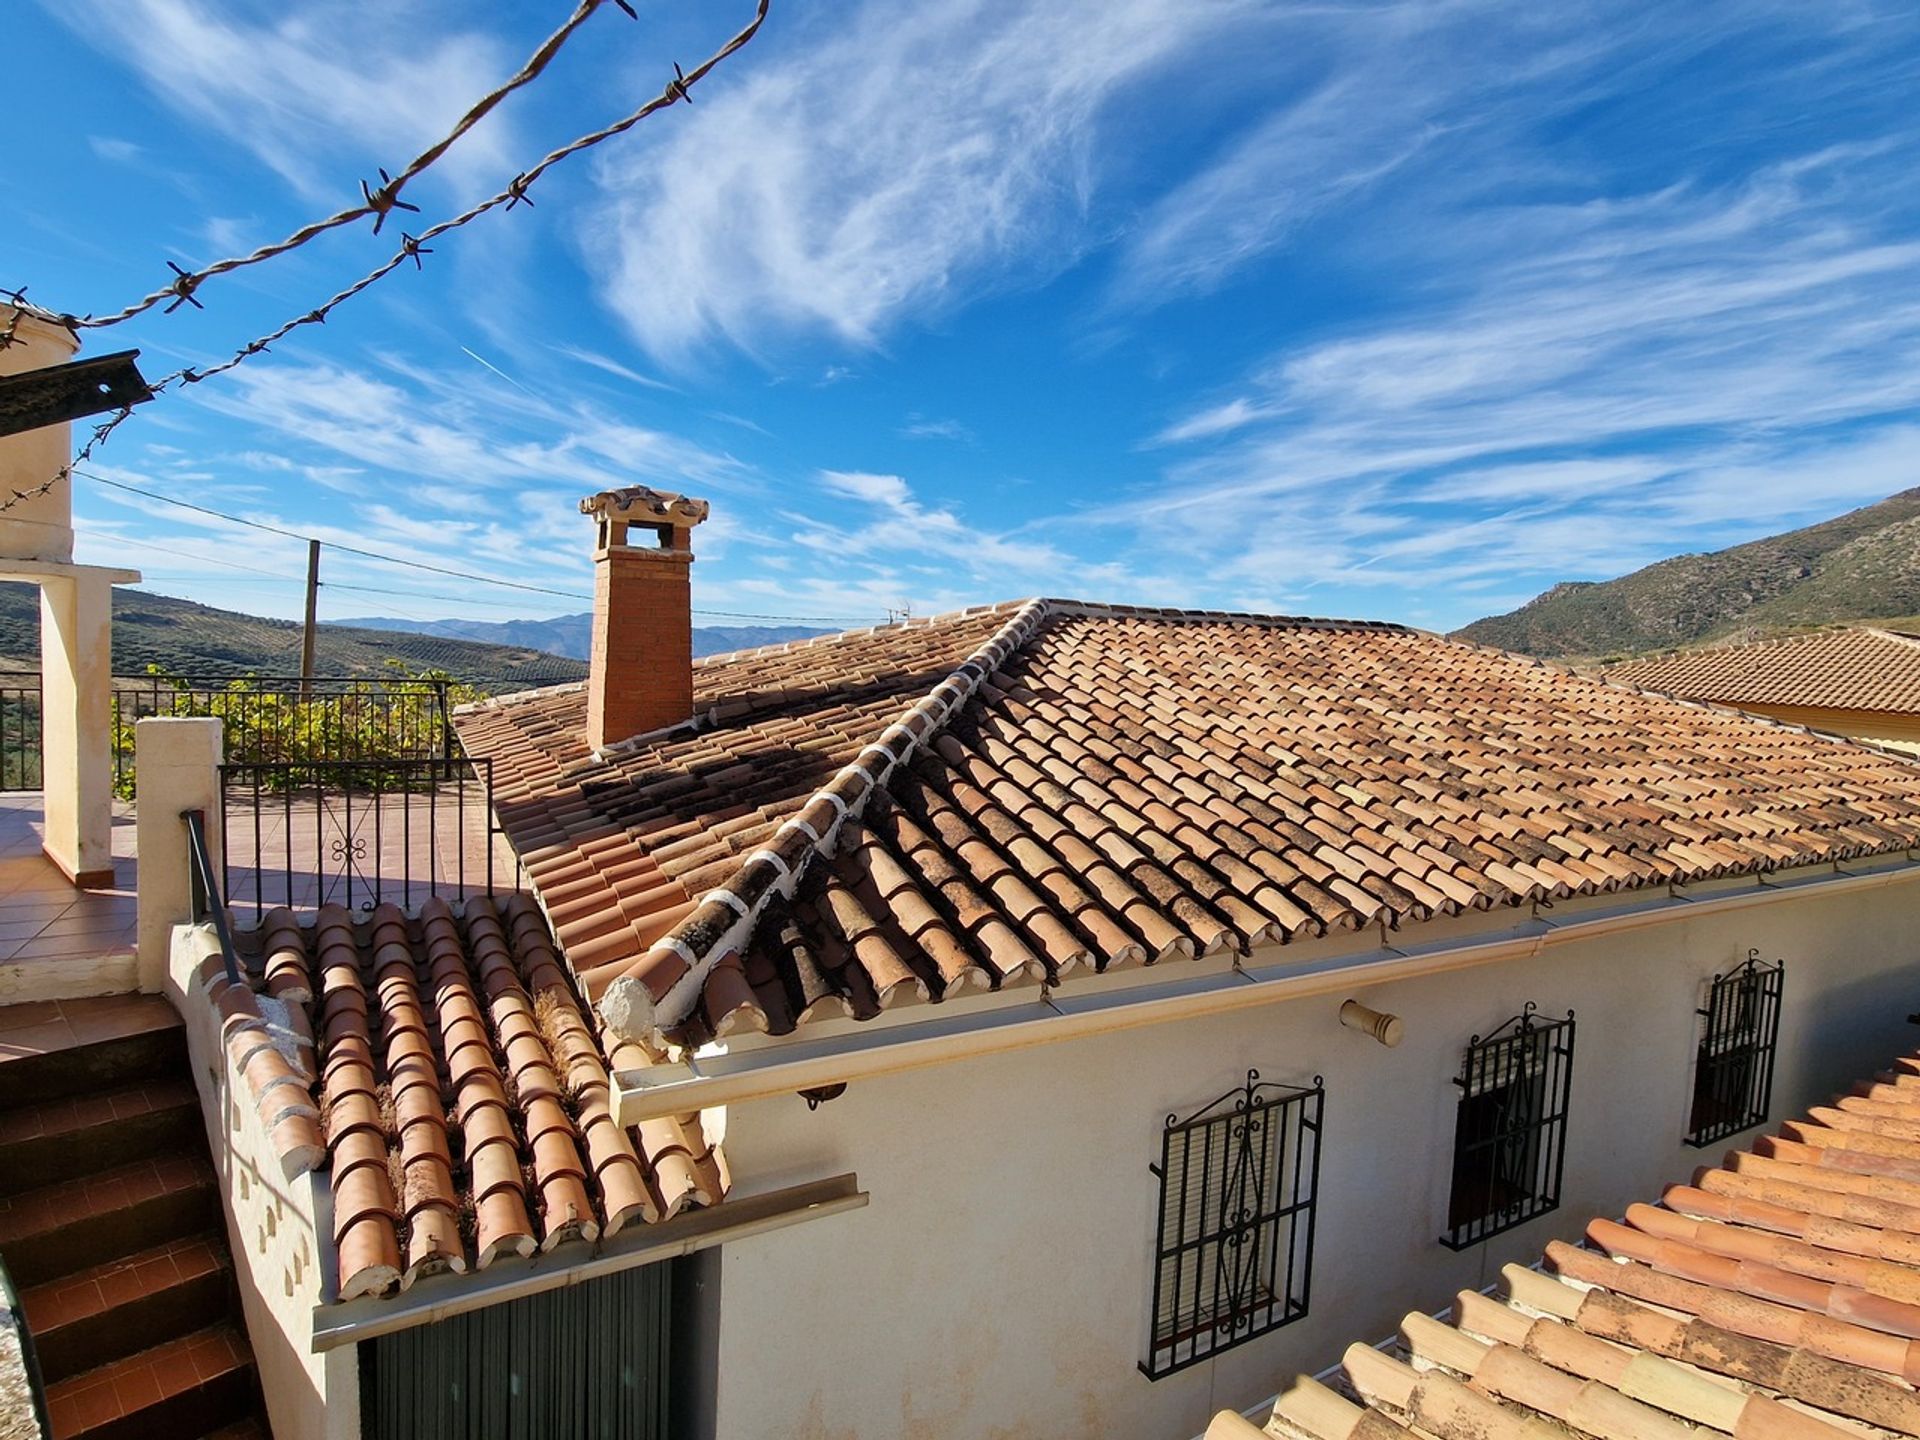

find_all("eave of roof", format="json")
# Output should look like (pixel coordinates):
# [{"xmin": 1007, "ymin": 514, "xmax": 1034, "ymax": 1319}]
[{"xmin": 608, "ymin": 848, "xmax": 1920, "ymax": 1126}]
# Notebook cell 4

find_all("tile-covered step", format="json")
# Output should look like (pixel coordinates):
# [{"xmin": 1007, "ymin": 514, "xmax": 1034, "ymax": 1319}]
[
  {"xmin": 0, "ymin": 1154, "xmax": 218, "ymax": 1289},
  {"xmin": 41, "ymin": 1322, "xmax": 257, "ymax": 1440},
  {"xmin": 0, "ymin": 996, "xmax": 184, "ymax": 1109},
  {"xmin": 21, "ymin": 1233, "xmax": 234, "ymax": 1383},
  {"xmin": 0, "ymin": 1077, "xmax": 202, "ymax": 1196}
]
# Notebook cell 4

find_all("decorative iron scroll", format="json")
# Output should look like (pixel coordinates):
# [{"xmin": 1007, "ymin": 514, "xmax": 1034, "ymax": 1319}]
[
  {"xmin": 1141, "ymin": 1070, "xmax": 1323, "ymax": 1379},
  {"xmin": 1442, "ymin": 1003, "xmax": 1576, "ymax": 1250},
  {"xmin": 1686, "ymin": 950, "xmax": 1784, "ymax": 1148}
]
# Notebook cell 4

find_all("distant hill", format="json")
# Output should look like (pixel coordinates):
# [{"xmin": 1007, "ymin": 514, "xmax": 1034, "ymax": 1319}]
[
  {"xmin": 338, "ymin": 612, "xmax": 831, "ymax": 659},
  {"xmin": 0, "ymin": 585, "xmax": 587, "ymax": 693},
  {"xmin": 1453, "ymin": 487, "xmax": 1920, "ymax": 659}
]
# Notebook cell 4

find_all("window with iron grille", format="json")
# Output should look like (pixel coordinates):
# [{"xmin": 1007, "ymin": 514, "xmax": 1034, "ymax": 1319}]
[
  {"xmin": 1686, "ymin": 951, "xmax": 1783, "ymax": 1148},
  {"xmin": 1441, "ymin": 1004, "xmax": 1576, "ymax": 1250},
  {"xmin": 1141, "ymin": 1070, "xmax": 1323, "ymax": 1380}
]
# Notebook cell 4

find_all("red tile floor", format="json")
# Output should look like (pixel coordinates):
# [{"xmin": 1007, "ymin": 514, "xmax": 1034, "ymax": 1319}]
[
  {"xmin": 0, "ymin": 993, "xmax": 175, "ymax": 1072},
  {"xmin": 0, "ymin": 796, "xmax": 137, "ymax": 980}
]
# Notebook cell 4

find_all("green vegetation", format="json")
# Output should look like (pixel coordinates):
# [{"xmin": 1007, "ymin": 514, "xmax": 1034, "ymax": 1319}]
[
  {"xmin": 0, "ymin": 584, "xmax": 587, "ymax": 692},
  {"xmin": 109, "ymin": 660, "xmax": 483, "ymax": 798},
  {"xmin": 1454, "ymin": 487, "xmax": 1920, "ymax": 659}
]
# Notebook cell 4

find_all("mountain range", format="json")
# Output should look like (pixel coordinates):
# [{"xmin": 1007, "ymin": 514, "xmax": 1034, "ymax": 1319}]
[
  {"xmin": 0, "ymin": 588, "xmax": 827, "ymax": 693},
  {"xmin": 336, "ymin": 613, "xmax": 828, "ymax": 661},
  {"xmin": 1454, "ymin": 487, "xmax": 1920, "ymax": 659}
]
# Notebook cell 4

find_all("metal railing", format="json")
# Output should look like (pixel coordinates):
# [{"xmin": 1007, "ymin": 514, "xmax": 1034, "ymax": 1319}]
[
  {"xmin": 220, "ymin": 756, "xmax": 505, "ymax": 920},
  {"xmin": 0, "ymin": 683, "xmax": 40, "ymax": 791},
  {"xmin": 183, "ymin": 808, "xmax": 243, "ymax": 986},
  {"xmin": 113, "ymin": 675, "xmax": 457, "ymax": 797},
  {"xmin": 1686, "ymin": 951, "xmax": 1784, "ymax": 1147},
  {"xmin": 1141, "ymin": 1070, "xmax": 1323, "ymax": 1379},
  {"xmin": 0, "ymin": 1249, "xmax": 53, "ymax": 1440},
  {"xmin": 1441, "ymin": 1003, "xmax": 1577, "ymax": 1250}
]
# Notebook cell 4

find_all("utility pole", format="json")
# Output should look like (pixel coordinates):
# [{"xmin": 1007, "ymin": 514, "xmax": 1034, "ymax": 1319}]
[{"xmin": 300, "ymin": 538, "xmax": 320, "ymax": 695}]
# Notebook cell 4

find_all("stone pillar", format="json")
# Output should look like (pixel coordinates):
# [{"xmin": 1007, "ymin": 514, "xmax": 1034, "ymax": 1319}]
[
  {"xmin": 39, "ymin": 569, "xmax": 116, "ymax": 885},
  {"xmin": 135, "ymin": 717, "xmax": 223, "ymax": 992}
]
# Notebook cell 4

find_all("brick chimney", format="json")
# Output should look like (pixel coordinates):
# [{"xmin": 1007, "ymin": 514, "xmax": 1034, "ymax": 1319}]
[{"xmin": 580, "ymin": 485, "xmax": 710, "ymax": 749}]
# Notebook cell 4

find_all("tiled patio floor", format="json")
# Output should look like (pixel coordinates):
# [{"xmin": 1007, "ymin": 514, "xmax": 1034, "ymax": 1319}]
[{"xmin": 0, "ymin": 796, "xmax": 137, "ymax": 975}]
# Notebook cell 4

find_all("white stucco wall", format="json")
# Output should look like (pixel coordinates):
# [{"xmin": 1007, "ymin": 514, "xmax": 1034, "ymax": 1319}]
[
  {"xmin": 167, "ymin": 926, "xmax": 358, "ymax": 1440},
  {"xmin": 710, "ymin": 875, "xmax": 1920, "ymax": 1440}
]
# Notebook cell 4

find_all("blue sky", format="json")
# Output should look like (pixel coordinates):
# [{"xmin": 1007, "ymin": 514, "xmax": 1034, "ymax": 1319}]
[{"xmin": 10, "ymin": 0, "xmax": 1920, "ymax": 636}]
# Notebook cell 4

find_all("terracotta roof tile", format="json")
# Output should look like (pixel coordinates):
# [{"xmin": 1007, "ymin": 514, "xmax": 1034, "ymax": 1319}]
[
  {"xmin": 1236, "ymin": 1046, "xmax": 1920, "ymax": 1440},
  {"xmin": 1610, "ymin": 627, "xmax": 1920, "ymax": 718},
  {"xmin": 455, "ymin": 601, "xmax": 1920, "ymax": 1047},
  {"xmin": 232, "ymin": 894, "xmax": 725, "ymax": 1302}
]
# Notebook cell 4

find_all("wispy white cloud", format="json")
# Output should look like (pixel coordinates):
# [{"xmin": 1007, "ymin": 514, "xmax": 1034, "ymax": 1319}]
[
  {"xmin": 1116, "ymin": 138, "xmax": 1920, "ymax": 623},
  {"xmin": 1148, "ymin": 398, "xmax": 1265, "ymax": 446},
  {"xmin": 47, "ymin": 0, "xmax": 516, "ymax": 198},
  {"xmin": 547, "ymin": 343, "xmax": 679, "ymax": 394},
  {"xmin": 586, "ymin": 0, "xmax": 1258, "ymax": 360},
  {"xmin": 195, "ymin": 360, "xmax": 747, "ymax": 497},
  {"xmin": 899, "ymin": 414, "xmax": 973, "ymax": 442},
  {"xmin": 87, "ymin": 135, "xmax": 142, "ymax": 164}
]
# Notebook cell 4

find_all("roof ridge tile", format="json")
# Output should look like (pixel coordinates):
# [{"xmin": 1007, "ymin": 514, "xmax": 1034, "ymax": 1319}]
[{"xmin": 597, "ymin": 598, "xmax": 1058, "ymax": 1046}]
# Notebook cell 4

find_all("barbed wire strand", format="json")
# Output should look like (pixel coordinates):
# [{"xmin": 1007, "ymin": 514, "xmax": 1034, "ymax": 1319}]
[
  {"xmin": 176, "ymin": 0, "xmax": 769, "ymax": 389},
  {"xmin": 6, "ymin": 0, "xmax": 622, "ymax": 333},
  {"xmin": 0, "ymin": 0, "xmax": 771, "ymax": 518},
  {"xmin": 77, "ymin": 470, "xmax": 872, "ymax": 626}
]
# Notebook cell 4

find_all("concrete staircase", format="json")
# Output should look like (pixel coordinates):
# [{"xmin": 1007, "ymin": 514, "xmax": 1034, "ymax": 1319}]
[{"xmin": 0, "ymin": 996, "xmax": 265, "ymax": 1439}]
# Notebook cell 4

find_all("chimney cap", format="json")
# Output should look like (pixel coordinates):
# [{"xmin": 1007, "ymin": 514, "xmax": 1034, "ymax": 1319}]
[{"xmin": 580, "ymin": 484, "xmax": 709, "ymax": 527}]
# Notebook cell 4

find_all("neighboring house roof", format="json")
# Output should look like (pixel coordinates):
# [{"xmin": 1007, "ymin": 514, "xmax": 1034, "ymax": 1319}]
[
  {"xmin": 1218, "ymin": 1047, "xmax": 1920, "ymax": 1440},
  {"xmin": 455, "ymin": 600, "xmax": 1920, "ymax": 1048},
  {"xmin": 1608, "ymin": 625, "xmax": 1920, "ymax": 716},
  {"xmin": 232, "ymin": 894, "xmax": 725, "ymax": 1300}
]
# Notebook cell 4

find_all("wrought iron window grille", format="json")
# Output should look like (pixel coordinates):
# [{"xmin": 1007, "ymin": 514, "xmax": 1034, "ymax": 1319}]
[
  {"xmin": 1441, "ymin": 1003, "xmax": 1576, "ymax": 1251},
  {"xmin": 1686, "ymin": 950, "xmax": 1784, "ymax": 1148},
  {"xmin": 1141, "ymin": 1070, "xmax": 1323, "ymax": 1380}
]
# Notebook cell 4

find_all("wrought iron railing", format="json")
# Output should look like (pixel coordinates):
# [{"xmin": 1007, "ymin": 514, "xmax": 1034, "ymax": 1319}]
[
  {"xmin": 219, "ymin": 756, "xmax": 506, "ymax": 920},
  {"xmin": 1141, "ymin": 1070, "xmax": 1323, "ymax": 1379},
  {"xmin": 1686, "ymin": 951, "xmax": 1783, "ymax": 1148},
  {"xmin": 0, "ymin": 682, "xmax": 40, "ymax": 791},
  {"xmin": 1442, "ymin": 1003, "xmax": 1576, "ymax": 1250},
  {"xmin": 113, "ymin": 675, "xmax": 457, "ymax": 797},
  {"xmin": 183, "ymin": 808, "xmax": 243, "ymax": 986},
  {"xmin": 0, "ymin": 1249, "xmax": 53, "ymax": 1440}
]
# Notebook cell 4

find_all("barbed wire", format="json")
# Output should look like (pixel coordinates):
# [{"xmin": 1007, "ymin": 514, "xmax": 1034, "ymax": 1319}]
[
  {"xmin": 0, "ymin": 406, "xmax": 138, "ymax": 516},
  {"xmin": 8, "ymin": 0, "xmax": 624, "ymax": 332},
  {"xmin": 176, "ymin": 0, "xmax": 768, "ymax": 388},
  {"xmin": 0, "ymin": 0, "xmax": 771, "ymax": 516}
]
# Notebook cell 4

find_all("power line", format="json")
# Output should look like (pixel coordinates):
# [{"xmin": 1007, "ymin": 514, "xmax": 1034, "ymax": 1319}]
[
  {"xmin": 77, "ymin": 470, "xmax": 872, "ymax": 624},
  {"xmin": 105, "ymin": 533, "xmax": 293, "ymax": 579},
  {"xmin": 80, "ymin": 470, "xmax": 591, "ymax": 597}
]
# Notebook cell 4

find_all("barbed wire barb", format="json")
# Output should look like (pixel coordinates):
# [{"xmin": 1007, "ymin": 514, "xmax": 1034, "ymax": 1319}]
[
  {"xmin": 140, "ymin": 0, "xmax": 770, "ymax": 392},
  {"xmin": 10, "ymin": 0, "xmax": 623, "ymax": 331},
  {"xmin": 0, "ymin": 0, "xmax": 772, "ymax": 515}
]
